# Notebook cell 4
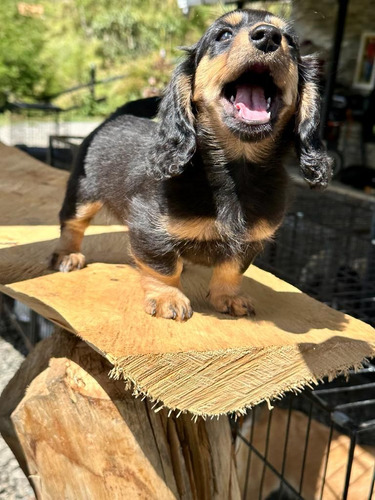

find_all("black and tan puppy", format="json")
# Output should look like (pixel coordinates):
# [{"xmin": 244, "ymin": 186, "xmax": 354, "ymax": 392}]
[{"xmin": 51, "ymin": 9, "xmax": 332, "ymax": 321}]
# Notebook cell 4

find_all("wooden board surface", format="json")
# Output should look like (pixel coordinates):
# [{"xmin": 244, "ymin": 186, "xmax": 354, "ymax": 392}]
[{"xmin": 1, "ymin": 143, "xmax": 374, "ymax": 416}]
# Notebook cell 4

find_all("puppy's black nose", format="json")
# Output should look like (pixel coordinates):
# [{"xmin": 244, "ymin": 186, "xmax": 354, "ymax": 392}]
[{"xmin": 250, "ymin": 24, "xmax": 282, "ymax": 53}]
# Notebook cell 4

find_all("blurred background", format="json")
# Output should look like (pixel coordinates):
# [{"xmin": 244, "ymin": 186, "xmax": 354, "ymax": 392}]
[
  {"xmin": 0, "ymin": 1, "xmax": 288, "ymax": 117},
  {"xmin": 1, "ymin": 0, "xmax": 375, "ymax": 176}
]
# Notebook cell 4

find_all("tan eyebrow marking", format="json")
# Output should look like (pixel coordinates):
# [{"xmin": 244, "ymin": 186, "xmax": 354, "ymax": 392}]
[
  {"xmin": 223, "ymin": 11, "xmax": 244, "ymax": 26},
  {"xmin": 268, "ymin": 15, "xmax": 286, "ymax": 30}
]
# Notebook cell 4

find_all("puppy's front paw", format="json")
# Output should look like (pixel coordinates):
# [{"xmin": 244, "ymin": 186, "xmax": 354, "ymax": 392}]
[
  {"xmin": 50, "ymin": 252, "xmax": 86, "ymax": 272},
  {"xmin": 209, "ymin": 293, "xmax": 255, "ymax": 317},
  {"xmin": 145, "ymin": 288, "xmax": 193, "ymax": 321}
]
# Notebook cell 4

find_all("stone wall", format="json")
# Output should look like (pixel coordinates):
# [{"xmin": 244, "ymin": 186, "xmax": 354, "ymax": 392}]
[{"xmin": 292, "ymin": 0, "xmax": 375, "ymax": 90}]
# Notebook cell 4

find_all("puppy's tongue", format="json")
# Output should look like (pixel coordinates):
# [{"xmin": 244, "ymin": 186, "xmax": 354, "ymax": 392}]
[{"xmin": 234, "ymin": 85, "xmax": 270, "ymax": 123}]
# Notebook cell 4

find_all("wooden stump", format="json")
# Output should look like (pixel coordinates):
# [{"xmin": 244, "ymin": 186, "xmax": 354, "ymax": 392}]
[{"xmin": 0, "ymin": 329, "xmax": 240, "ymax": 499}]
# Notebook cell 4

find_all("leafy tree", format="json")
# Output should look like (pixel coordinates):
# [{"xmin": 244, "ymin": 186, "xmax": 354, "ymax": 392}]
[
  {"xmin": 0, "ymin": 0, "xmax": 54, "ymax": 107},
  {"xmin": 0, "ymin": 0, "xmax": 240, "ymax": 115}
]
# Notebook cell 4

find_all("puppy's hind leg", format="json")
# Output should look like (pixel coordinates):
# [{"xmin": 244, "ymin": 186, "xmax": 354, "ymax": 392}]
[{"xmin": 51, "ymin": 197, "xmax": 103, "ymax": 272}]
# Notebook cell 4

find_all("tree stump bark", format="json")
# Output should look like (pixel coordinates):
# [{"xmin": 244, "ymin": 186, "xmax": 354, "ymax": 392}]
[{"xmin": 0, "ymin": 329, "xmax": 240, "ymax": 499}]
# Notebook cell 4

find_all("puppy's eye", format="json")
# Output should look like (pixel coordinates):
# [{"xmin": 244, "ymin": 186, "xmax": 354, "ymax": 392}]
[{"xmin": 217, "ymin": 30, "xmax": 233, "ymax": 42}]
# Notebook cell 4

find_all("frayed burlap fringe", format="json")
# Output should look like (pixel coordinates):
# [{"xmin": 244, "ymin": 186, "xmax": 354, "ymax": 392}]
[{"xmin": 108, "ymin": 340, "xmax": 375, "ymax": 418}]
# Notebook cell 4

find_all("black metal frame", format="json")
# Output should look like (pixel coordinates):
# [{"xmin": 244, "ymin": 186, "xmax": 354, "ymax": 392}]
[
  {"xmin": 235, "ymin": 363, "xmax": 375, "ymax": 500},
  {"xmin": 321, "ymin": 0, "xmax": 350, "ymax": 138},
  {"xmin": 47, "ymin": 135, "xmax": 84, "ymax": 169}
]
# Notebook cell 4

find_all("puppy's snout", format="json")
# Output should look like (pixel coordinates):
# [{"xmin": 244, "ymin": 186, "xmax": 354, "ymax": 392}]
[{"xmin": 250, "ymin": 24, "xmax": 282, "ymax": 53}]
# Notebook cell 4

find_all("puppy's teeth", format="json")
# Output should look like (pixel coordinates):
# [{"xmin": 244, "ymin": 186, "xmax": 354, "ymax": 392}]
[
  {"xmin": 230, "ymin": 95, "xmax": 235, "ymax": 103},
  {"xmin": 267, "ymin": 97, "xmax": 271, "ymax": 111}
]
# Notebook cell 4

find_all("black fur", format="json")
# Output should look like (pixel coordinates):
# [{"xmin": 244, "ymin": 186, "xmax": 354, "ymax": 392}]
[
  {"xmin": 147, "ymin": 60, "xmax": 196, "ymax": 179},
  {"xmin": 296, "ymin": 55, "xmax": 332, "ymax": 189}
]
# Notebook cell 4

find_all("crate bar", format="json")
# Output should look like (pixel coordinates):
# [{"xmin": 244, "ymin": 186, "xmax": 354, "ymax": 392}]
[
  {"xmin": 242, "ymin": 405, "xmax": 257, "ymax": 500},
  {"xmin": 237, "ymin": 433, "xmax": 303, "ymax": 500},
  {"xmin": 342, "ymin": 432, "xmax": 358, "ymax": 500},
  {"xmin": 258, "ymin": 409, "xmax": 273, "ymax": 500},
  {"xmin": 298, "ymin": 402, "xmax": 313, "ymax": 496},
  {"xmin": 315, "ymin": 382, "xmax": 375, "ymax": 395},
  {"xmin": 318, "ymin": 422, "xmax": 334, "ymax": 500},
  {"xmin": 278, "ymin": 397, "xmax": 293, "ymax": 500}
]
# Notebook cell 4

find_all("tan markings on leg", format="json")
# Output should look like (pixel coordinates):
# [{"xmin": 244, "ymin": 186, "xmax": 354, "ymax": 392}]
[
  {"xmin": 208, "ymin": 260, "xmax": 255, "ymax": 317},
  {"xmin": 51, "ymin": 201, "xmax": 103, "ymax": 272},
  {"xmin": 209, "ymin": 260, "xmax": 242, "ymax": 297},
  {"xmin": 134, "ymin": 257, "xmax": 183, "ymax": 288},
  {"xmin": 135, "ymin": 258, "xmax": 193, "ymax": 321},
  {"xmin": 247, "ymin": 218, "xmax": 280, "ymax": 242},
  {"xmin": 166, "ymin": 216, "xmax": 219, "ymax": 241}
]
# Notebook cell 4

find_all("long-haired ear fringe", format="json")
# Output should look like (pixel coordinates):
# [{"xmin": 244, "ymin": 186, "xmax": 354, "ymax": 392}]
[
  {"xmin": 178, "ymin": 44, "xmax": 197, "ymax": 54},
  {"xmin": 296, "ymin": 55, "xmax": 332, "ymax": 190},
  {"xmin": 147, "ymin": 56, "xmax": 196, "ymax": 180}
]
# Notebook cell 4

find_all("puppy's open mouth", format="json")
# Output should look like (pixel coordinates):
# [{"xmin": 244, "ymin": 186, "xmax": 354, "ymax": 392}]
[{"xmin": 222, "ymin": 65, "xmax": 279, "ymax": 125}]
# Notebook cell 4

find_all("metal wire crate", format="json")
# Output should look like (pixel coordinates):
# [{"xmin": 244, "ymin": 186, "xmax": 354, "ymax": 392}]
[
  {"xmin": 47, "ymin": 135, "xmax": 84, "ymax": 169},
  {"xmin": 245, "ymin": 187, "xmax": 375, "ymax": 498},
  {"xmin": 234, "ymin": 363, "xmax": 375, "ymax": 500},
  {"xmin": 7, "ymin": 102, "xmax": 68, "ymax": 148},
  {"xmin": 257, "ymin": 181, "xmax": 375, "ymax": 326}
]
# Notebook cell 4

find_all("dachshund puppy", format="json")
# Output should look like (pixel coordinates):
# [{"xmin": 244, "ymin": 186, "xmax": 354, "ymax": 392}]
[{"xmin": 51, "ymin": 9, "xmax": 332, "ymax": 321}]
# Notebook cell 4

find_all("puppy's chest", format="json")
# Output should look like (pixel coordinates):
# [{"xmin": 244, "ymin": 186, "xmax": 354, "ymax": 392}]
[
  {"xmin": 163, "ymin": 165, "xmax": 286, "ymax": 244},
  {"xmin": 165, "ymin": 213, "xmax": 280, "ymax": 243}
]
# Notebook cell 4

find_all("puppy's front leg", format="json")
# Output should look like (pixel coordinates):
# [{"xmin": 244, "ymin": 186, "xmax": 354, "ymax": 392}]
[
  {"xmin": 134, "ymin": 257, "xmax": 193, "ymax": 321},
  {"xmin": 208, "ymin": 259, "xmax": 256, "ymax": 317}
]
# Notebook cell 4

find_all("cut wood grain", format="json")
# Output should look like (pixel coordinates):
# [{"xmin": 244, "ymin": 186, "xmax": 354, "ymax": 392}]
[{"xmin": 0, "ymin": 329, "xmax": 240, "ymax": 500}]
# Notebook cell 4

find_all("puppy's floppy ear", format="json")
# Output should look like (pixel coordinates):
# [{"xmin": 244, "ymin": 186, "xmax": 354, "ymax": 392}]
[
  {"xmin": 295, "ymin": 55, "xmax": 332, "ymax": 189},
  {"xmin": 147, "ymin": 49, "xmax": 196, "ymax": 180}
]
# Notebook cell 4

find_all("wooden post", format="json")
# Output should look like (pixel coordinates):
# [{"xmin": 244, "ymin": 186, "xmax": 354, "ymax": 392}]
[{"xmin": 0, "ymin": 329, "xmax": 240, "ymax": 499}]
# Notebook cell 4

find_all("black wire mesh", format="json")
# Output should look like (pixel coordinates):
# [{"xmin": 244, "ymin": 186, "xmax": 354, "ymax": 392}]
[
  {"xmin": 257, "ymin": 181, "xmax": 375, "ymax": 326},
  {"xmin": 234, "ymin": 363, "xmax": 375, "ymax": 500},
  {"xmin": 238, "ymin": 183, "xmax": 375, "ymax": 499}
]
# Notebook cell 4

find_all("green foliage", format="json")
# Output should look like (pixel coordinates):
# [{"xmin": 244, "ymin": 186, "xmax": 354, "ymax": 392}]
[
  {"xmin": 0, "ymin": 0, "xmax": 54, "ymax": 107},
  {"xmin": 42, "ymin": 0, "xmax": 227, "ymax": 116},
  {"xmin": 0, "ymin": 1, "xmax": 289, "ymax": 117},
  {"xmin": 89, "ymin": 0, "xmax": 208, "ymax": 63}
]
